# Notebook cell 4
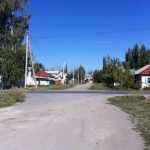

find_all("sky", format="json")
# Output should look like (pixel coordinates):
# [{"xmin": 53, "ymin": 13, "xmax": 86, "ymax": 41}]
[{"xmin": 28, "ymin": 0, "xmax": 150, "ymax": 72}]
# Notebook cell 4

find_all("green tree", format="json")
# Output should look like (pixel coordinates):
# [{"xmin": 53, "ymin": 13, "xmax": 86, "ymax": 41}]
[
  {"xmin": 122, "ymin": 62, "xmax": 135, "ymax": 89},
  {"xmin": 74, "ymin": 65, "xmax": 86, "ymax": 83},
  {"xmin": 125, "ymin": 48, "xmax": 134, "ymax": 69},
  {"xmin": 125, "ymin": 44, "xmax": 150, "ymax": 70},
  {"xmin": 93, "ymin": 70, "xmax": 104, "ymax": 83},
  {"xmin": 34, "ymin": 63, "xmax": 45, "ymax": 73},
  {"xmin": 103, "ymin": 56, "xmax": 111, "ymax": 72},
  {"xmin": 0, "ymin": 0, "xmax": 31, "ymax": 85},
  {"xmin": 102, "ymin": 56, "xmax": 122, "ymax": 86},
  {"xmin": 132, "ymin": 44, "xmax": 140, "ymax": 69},
  {"xmin": 103, "ymin": 56, "xmax": 140, "ymax": 89},
  {"xmin": 66, "ymin": 71, "xmax": 73, "ymax": 81},
  {"xmin": 1, "ymin": 46, "xmax": 26, "ymax": 84},
  {"xmin": 64, "ymin": 64, "xmax": 68, "ymax": 74}
]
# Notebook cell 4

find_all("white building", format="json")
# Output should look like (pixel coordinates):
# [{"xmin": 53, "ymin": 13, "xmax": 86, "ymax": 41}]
[
  {"xmin": 27, "ymin": 70, "xmax": 67, "ymax": 86},
  {"xmin": 135, "ymin": 64, "xmax": 150, "ymax": 89},
  {"xmin": 85, "ymin": 74, "xmax": 93, "ymax": 83}
]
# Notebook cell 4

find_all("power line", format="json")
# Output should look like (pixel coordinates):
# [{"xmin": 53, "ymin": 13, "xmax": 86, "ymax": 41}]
[
  {"xmin": 30, "ymin": 37, "xmax": 56, "ymax": 68},
  {"xmin": 31, "ymin": 27, "xmax": 150, "ymax": 39}
]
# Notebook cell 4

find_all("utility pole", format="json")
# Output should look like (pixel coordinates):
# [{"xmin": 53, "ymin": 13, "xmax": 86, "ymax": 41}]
[
  {"xmin": 63, "ymin": 59, "xmax": 66, "ymax": 84},
  {"xmin": 78, "ymin": 69, "xmax": 80, "ymax": 84},
  {"xmin": 25, "ymin": 32, "xmax": 37, "ymax": 88},
  {"xmin": 28, "ymin": 38, "xmax": 37, "ymax": 88},
  {"xmin": 73, "ymin": 69, "xmax": 75, "ymax": 84},
  {"xmin": 81, "ymin": 71, "xmax": 82, "ymax": 84},
  {"xmin": 24, "ymin": 32, "xmax": 29, "ymax": 88}
]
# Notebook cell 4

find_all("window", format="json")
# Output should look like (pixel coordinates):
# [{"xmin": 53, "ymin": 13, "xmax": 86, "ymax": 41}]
[{"xmin": 148, "ymin": 78, "xmax": 150, "ymax": 84}]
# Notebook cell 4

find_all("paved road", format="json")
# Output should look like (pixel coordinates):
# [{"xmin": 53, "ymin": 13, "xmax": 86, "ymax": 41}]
[
  {"xmin": 28, "ymin": 89, "xmax": 150, "ymax": 95},
  {"xmin": 0, "ymin": 84, "xmax": 145, "ymax": 150},
  {"xmin": 28, "ymin": 84, "xmax": 150, "ymax": 95}
]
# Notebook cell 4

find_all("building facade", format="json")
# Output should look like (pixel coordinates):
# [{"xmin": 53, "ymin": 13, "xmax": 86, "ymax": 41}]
[{"xmin": 135, "ymin": 64, "xmax": 150, "ymax": 89}]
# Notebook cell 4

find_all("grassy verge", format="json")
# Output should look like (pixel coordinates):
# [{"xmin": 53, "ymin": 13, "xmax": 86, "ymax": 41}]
[
  {"xmin": 90, "ymin": 83, "xmax": 112, "ymax": 90},
  {"xmin": 0, "ymin": 89, "xmax": 26, "ymax": 108},
  {"xmin": 90, "ymin": 84, "xmax": 150, "ymax": 92},
  {"xmin": 29, "ymin": 84, "xmax": 75, "ymax": 90},
  {"xmin": 143, "ymin": 87, "xmax": 150, "ymax": 91},
  {"xmin": 108, "ymin": 95, "xmax": 150, "ymax": 150}
]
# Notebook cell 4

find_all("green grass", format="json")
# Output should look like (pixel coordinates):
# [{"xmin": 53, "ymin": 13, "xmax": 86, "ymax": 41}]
[
  {"xmin": 90, "ymin": 83, "xmax": 150, "ymax": 92},
  {"xmin": 90, "ymin": 83, "xmax": 112, "ymax": 90},
  {"xmin": 143, "ymin": 87, "xmax": 150, "ymax": 91},
  {"xmin": 29, "ymin": 84, "xmax": 75, "ymax": 90},
  {"xmin": 0, "ymin": 98, "xmax": 16, "ymax": 107},
  {"xmin": 0, "ymin": 89, "xmax": 26, "ymax": 108},
  {"xmin": 108, "ymin": 95, "xmax": 150, "ymax": 150}
]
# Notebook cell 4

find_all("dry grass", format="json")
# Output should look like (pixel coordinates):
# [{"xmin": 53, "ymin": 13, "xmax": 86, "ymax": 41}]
[
  {"xmin": 108, "ymin": 95, "xmax": 150, "ymax": 150},
  {"xmin": 29, "ymin": 84, "xmax": 75, "ymax": 90},
  {"xmin": 90, "ymin": 83, "xmax": 111, "ymax": 90},
  {"xmin": 0, "ymin": 88, "xmax": 26, "ymax": 107}
]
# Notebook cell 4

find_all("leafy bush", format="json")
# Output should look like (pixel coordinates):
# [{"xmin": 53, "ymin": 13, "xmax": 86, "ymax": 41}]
[
  {"xmin": 0, "ymin": 88, "xmax": 26, "ymax": 107},
  {"xmin": 93, "ymin": 70, "xmax": 105, "ymax": 83},
  {"xmin": 10, "ymin": 88, "xmax": 26, "ymax": 102},
  {"xmin": 130, "ymin": 82, "xmax": 141, "ymax": 90},
  {"xmin": 143, "ymin": 87, "xmax": 150, "ymax": 90}
]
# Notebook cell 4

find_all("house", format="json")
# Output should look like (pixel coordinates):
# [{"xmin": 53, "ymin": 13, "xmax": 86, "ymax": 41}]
[
  {"xmin": 35, "ymin": 70, "xmax": 55, "ymax": 86},
  {"xmin": 27, "ymin": 70, "xmax": 52, "ymax": 86},
  {"xmin": 135, "ymin": 64, "xmax": 150, "ymax": 89},
  {"xmin": 45, "ymin": 71, "xmax": 67, "ymax": 84},
  {"xmin": 27, "ymin": 70, "xmax": 67, "ymax": 86},
  {"xmin": 85, "ymin": 74, "xmax": 93, "ymax": 83}
]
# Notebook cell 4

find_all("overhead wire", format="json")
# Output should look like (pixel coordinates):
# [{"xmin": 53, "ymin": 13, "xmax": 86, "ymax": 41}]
[
  {"xmin": 31, "ymin": 27, "xmax": 150, "ymax": 39},
  {"xmin": 29, "ymin": 27, "xmax": 150, "ymax": 69},
  {"xmin": 30, "ymin": 37, "xmax": 56, "ymax": 68}
]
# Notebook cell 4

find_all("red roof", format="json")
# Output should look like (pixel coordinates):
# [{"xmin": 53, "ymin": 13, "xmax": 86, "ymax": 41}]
[
  {"xmin": 135, "ymin": 64, "xmax": 150, "ymax": 75},
  {"xmin": 35, "ymin": 70, "xmax": 50, "ymax": 78},
  {"xmin": 140, "ymin": 67, "xmax": 150, "ymax": 75}
]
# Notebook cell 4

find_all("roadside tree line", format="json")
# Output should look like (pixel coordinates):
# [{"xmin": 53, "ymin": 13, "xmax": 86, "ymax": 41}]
[
  {"xmin": 67, "ymin": 65, "xmax": 86, "ymax": 83},
  {"xmin": 93, "ymin": 44, "xmax": 150, "ymax": 89}
]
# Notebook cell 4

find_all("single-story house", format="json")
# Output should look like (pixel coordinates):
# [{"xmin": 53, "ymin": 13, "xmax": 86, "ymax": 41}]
[
  {"xmin": 85, "ymin": 74, "xmax": 93, "ymax": 83},
  {"xmin": 27, "ymin": 70, "xmax": 52, "ymax": 86},
  {"xmin": 45, "ymin": 70, "xmax": 67, "ymax": 84},
  {"xmin": 135, "ymin": 64, "xmax": 150, "ymax": 89},
  {"xmin": 35, "ymin": 70, "xmax": 54, "ymax": 86},
  {"xmin": 27, "ymin": 70, "xmax": 64, "ymax": 86}
]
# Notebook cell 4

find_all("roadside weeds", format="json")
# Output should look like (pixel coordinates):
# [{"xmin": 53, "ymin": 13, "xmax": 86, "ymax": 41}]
[
  {"xmin": 108, "ymin": 95, "xmax": 150, "ymax": 150},
  {"xmin": 0, "ymin": 88, "xmax": 26, "ymax": 108},
  {"xmin": 28, "ymin": 84, "xmax": 75, "ymax": 90}
]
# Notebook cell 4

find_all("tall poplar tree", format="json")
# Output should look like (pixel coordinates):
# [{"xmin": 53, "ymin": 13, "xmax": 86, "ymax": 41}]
[{"xmin": 125, "ymin": 44, "xmax": 150, "ymax": 70}]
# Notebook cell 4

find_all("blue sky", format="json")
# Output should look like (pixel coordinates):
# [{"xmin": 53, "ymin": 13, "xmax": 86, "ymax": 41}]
[{"xmin": 28, "ymin": 0, "xmax": 150, "ymax": 72}]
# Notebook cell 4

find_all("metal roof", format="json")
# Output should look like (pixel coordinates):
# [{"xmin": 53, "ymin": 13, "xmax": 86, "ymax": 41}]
[{"xmin": 135, "ymin": 64, "xmax": 150, "ymax": 75}]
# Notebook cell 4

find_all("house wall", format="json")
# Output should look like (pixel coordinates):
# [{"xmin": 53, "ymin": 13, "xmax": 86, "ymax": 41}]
[
  {"xmin": 27, "ymin": 76, "xmax": 50, "ymax": 86},
  {"xmin": 37, "ymin": 80, "xmax": 49, "ymax": 86},
  {"xmin": 141, "ymin": 76, "xmax": 150, "ymax": 88},
  {"xmin": 27, "ymin": 71, "xmax": 50, "ymax": 86},
  {"xmin": 27, "ymin": 76, "xmax": 35, "ymax": 86}
]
